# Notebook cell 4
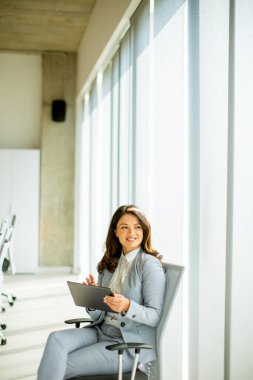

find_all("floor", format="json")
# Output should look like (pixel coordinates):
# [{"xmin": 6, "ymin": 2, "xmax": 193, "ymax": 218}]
[{"xmin": 0, "ymin": 271, "xmax": 86, "ymax": 380}]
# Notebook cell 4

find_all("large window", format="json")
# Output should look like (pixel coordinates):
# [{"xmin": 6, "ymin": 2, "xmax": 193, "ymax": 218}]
[
  {"xmin": 75, "ymin": 1, "xmax": 253, "ymax": 379},
  {"xmin": 76, "ymin": 1, "xmax": 188, "ymax": 379}
]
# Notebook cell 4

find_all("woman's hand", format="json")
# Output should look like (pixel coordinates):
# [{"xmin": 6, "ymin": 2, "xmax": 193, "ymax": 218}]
[
  {"xmin": 83, "ymin": 273, "xmax": 96, "ymax": 286},
  {"xmin": 103, "ymin": 293, "xmax": 130, "ymax": 313}
]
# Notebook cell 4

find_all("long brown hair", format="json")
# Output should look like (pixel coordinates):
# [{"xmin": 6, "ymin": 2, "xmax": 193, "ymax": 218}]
[{"xmin": 97, "ymin": 205, "xmax": 159, "ymax": 273}]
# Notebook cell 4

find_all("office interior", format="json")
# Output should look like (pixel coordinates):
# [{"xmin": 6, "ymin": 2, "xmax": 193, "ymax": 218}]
[{"xmin": 0, "ymin": 0, "xmax": 252, "ymax": 379}]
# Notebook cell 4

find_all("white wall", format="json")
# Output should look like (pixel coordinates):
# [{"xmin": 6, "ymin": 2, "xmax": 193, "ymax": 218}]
[
  {"xmin": 0, "ymin": 52, "xmax": 42, "ymax": 148},
  {"xmin": 0, "ymin": 149, "xmax": 40, "ymax": 273}
]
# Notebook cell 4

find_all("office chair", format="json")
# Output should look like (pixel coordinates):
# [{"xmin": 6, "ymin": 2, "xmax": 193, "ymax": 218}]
[
  {"xmin": 1, "ymin": 215, "xmax": 17, "ymax": 275},
  {"xmin": 65, "ymin": 262, "xmax": 184, "ymax": 380},
  {"xmin": 8, "ymin": 215, "xmax": 17, "ymax": 275},
  {"xmin": 0, "ymin": 216, "xmax": 17, "ymax": 308},
  {"xmin": 0, "ymin": 227, "xmax": 17, "ymax": 312},
  {"xmin": 0, "ymin": 238, "xmax": 11, "ymax": 345},
  {"xmin": 0, "ymin": 218, "xmax": 10, "ymax": 272}
]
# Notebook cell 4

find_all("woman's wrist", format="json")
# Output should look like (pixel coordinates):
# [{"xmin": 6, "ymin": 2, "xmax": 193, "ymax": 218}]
[{"xmin": 123, "ymin": 298, "xmax": 130, "ymax": 313}]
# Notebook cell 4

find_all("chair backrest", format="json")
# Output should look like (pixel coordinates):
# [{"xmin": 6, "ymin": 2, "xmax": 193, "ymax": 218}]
[
  {"xmin": 11, "ymin": 215, "xmax": 16, "ymax": 228},
  {"xmin": 3, "ymin": 215, "xmax": 17, "ymax": 274},
  {"xmin": 3, "ymin": 225, "xmax": 14, "ymax": 243},
  {"xmin": 143, "ymin": 262, "xmax": 184, "ymax": 380},
  {"xmin": 0, "ymin": 219, "xmax": 8, "ymax": 249},
  {"xmin": 0, "ymin": 239, "xmax": 11, "ymax": 282}
]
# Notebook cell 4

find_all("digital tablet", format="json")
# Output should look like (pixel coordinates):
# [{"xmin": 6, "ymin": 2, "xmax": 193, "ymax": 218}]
[{"xmin": 67, "ymin": 281, "xmax": 114, "ymax": 312}]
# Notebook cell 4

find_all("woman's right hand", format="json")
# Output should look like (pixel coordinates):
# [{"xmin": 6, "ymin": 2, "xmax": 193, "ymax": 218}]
[{"xmin": 83, "ymin": 273, "xmax": 96, "ymax": 286}]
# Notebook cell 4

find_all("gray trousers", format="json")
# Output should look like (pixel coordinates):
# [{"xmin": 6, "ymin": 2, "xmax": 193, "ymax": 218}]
[{"xmin": 37, "ymin": 324, "xmax": 134, "ymax": 380}]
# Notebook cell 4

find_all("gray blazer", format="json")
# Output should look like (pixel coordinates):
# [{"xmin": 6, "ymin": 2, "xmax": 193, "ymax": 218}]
[{"xmin": 86, "ymin": 250, "xmax": 166, "ymax": 363}]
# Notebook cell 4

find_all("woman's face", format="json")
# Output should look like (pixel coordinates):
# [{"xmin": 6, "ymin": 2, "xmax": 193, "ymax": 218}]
[{"xmin": 115, "ymin": 213, "xmax": 143, "ymax": 254}]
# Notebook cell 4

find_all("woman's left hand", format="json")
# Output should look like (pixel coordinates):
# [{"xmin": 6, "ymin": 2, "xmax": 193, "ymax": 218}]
[{"xmin": 103, "ymin": 293, "xmax": 130, "ymax": 313}]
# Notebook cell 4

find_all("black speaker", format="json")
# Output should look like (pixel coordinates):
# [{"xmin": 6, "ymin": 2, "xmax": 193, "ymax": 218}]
[{"xmin": 52, "ymin": 100, "xmax": 66, "ymax": 122}]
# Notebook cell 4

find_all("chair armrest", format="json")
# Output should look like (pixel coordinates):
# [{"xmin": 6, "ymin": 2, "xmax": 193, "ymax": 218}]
[
  {"xmin": 106, "ymin": 342, "xmax": 152, "ymax": 354},
  {"xmin": 64, "ymin": 318, "xmax": 93, "ymax": 328}
]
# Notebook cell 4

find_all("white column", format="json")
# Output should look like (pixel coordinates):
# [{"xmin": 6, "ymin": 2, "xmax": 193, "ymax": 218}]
[
  {"xmin": 229, "ymin": 1, "xmax": 253, "ymax": 378},
  {"xmin": 198, "ymin": 0, "xmax": 230, "ymax": 379}
]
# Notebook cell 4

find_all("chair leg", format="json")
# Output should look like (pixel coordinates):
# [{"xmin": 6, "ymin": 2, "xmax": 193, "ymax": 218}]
[
  {"xmin": 1, "ymin": 291, "xmax": 16, "ymax": 306},
  {"xmin": 118, "ymin": 352, "xmax": 123, "ymax": 380},
  {"xmin": 0, "ymin": 318, "xmax": 7, "ymax": 330},
  {"xmin": 130, "ymin": 352, "xmax": 140, "ymax": 380},
  {"xmin": 0, "ymin": 318, "xmax": 7, "ymax": 345},
  {"xmin": 0, "ymin": 331, "xmax": 7, "ymax": 345},
  {"xmin": 0, "ymin": 299, "xmax": 6, "ymax": 312}
]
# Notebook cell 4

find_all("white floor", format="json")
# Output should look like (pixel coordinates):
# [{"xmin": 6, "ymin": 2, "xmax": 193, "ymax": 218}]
[{"xmin": 0, "ymin": 272, "xmax": 86, "ymax": 380}]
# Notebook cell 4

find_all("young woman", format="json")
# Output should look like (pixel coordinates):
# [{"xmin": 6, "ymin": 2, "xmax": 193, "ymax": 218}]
[{"xmin": 37, "ymin": 205, "xmax": 166, "ymax": 380}]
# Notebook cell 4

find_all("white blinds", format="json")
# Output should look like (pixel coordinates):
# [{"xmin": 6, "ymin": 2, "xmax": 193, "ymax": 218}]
[
  {"xmin": 79, "ymin": 0, "xmax": 187, "ymax": 276},
  {"xmin": 75, "ymin": 1, "xmax": 253, "ymax": 380}
]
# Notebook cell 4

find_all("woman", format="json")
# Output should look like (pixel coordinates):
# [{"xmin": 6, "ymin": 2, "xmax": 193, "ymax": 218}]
[{"xmin": 37, "ymin": 205, "xmax": 166, "ymax": 380}]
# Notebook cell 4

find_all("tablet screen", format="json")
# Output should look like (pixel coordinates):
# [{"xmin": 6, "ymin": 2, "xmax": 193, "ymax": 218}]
[{"xmin": 67, "ymin": 281, "xmax": 113, "ymax": 312}]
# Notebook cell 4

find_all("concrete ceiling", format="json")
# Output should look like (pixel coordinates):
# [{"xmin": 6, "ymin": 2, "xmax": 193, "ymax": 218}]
[{"xmin": 0, "ymin": 0, "xmax": 96, "ymax": 53}]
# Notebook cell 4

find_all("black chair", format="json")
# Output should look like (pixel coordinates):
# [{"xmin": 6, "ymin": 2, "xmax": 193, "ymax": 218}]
[{"xmin": 65, "ymin": 262, "xmax": 184, "ymax": 380}]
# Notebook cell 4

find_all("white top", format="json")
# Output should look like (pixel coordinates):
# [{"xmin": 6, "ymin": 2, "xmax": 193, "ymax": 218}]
[{"xmin": 103, "ymin": 247, "xmax": 140, "ymax": 328}]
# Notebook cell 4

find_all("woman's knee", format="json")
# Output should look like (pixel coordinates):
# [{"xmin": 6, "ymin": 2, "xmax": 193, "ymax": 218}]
[{"xmin": 47, "ymin": 330, "xmax": 66, "ymax": 348}]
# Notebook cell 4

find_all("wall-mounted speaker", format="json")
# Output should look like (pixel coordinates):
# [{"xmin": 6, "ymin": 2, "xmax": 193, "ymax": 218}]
[{"xmin": 52, "ymin": 100, "xmax": 66, "ymax": 122}]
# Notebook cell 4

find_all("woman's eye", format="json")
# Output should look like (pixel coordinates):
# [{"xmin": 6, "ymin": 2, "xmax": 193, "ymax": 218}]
[{"xmin": 136, "ymin": 225, "xmax": 142, "ymax": 229}]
